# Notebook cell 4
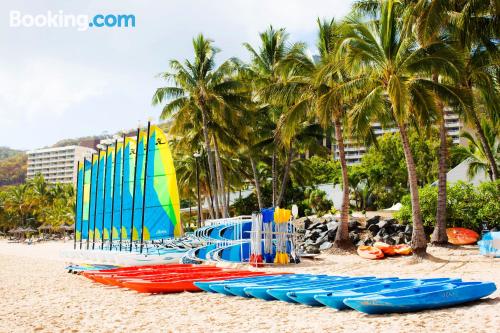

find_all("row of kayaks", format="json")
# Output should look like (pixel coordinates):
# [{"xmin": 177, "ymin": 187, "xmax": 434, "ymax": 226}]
[
  {"xmin": 79, "ymin": 264, "xmax": 496, "ymax": 314},
  {"xmin": 81, "ymin": 264, "xmax": 280, "ymax": 293},
  {"xmin": 193, "ymin": 273, "xmax": 496, "ymax": 314}
]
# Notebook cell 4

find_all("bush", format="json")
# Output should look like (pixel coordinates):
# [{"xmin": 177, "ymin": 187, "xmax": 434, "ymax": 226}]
[
  {"xmin": 302, "ymin": 189, "xmax": 333, "ymax": 217},
  {"xmin": 396, "ymin": 180, "xmax": 500, "ymax": 231},
  {"xmin": 231, "ymin": 182, "xmax": 309, "ymax": 216}
]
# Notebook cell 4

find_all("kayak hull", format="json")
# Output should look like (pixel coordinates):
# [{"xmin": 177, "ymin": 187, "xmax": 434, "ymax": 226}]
[
  {"xmin": 446, "ymin": 227, "xmax": 479, "ymax": 245},
  {"xmin": 344, "ymin": 282, "xmax": 496, "ymax": 314}
]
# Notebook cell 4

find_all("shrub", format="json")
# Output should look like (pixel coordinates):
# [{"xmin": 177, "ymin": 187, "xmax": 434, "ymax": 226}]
[
  {"xmin": 302, "ymin": 189, "xmax": 333, "ymax": 217},
  {"xmin": 396, "ymin": 180, "xmax": 500, "ymax": 231}
]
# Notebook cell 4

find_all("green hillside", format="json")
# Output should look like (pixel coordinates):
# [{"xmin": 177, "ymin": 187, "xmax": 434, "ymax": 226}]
[
  {"xmin": 0, "ymin": 147, "xmax": 23, "ymax": 161},
  {"xmin": 0, "ymin": 153, "xmax": 27, "ymax": 186}
]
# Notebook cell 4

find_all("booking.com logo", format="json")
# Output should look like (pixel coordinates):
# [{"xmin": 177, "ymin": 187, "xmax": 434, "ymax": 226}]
[{"xmin": 9, "ymin": 10, "xmax": 135, "ymax": 31}]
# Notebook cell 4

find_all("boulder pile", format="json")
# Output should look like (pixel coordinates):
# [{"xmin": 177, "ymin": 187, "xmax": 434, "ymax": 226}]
[{"xmin": 297, "ymin": 215, "xmax": 412, "ymax": 254}]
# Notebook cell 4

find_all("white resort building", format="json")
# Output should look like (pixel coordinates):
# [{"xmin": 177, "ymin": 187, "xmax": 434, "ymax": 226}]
[
  {"xmin": 26, "ymin": 146, "xmax": 96, "ymax": 184},
  {"xmin": 328, "ymin": 108, "xmax": 463, "ymax": 165}
]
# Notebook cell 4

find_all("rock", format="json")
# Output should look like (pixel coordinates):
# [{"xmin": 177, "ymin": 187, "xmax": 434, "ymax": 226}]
[
  {"xmin": 383, "ymin": 235, "xmax": 396, "ymax": 245},
  {"xmin": 356, "ymin": 240, "xmax": 365, "ymax": 247},
  {"xmin": 404, "ymin": 224, "xmax": 413, "ymax": 234},
  {"xmin": 326, "ymin": 221, "xmax": 339, "ymax": 231},
  {"xmin": 383, "ymin": 225, "xmax": 396, "ymax": 235},
  {"xmin": 319, "ymin": 241, "xmax": 333, "ymax": 251},
  {"xmin": 304, "ymin": 238, "xmax": 315, "ymax": 246},
  {"xmin": 349, "ymin": 231, "xmax": 360, "ymax": 244},
  {"xmin": 322, "ymin": 214, "xmax": 336, "ymax": 222},
  {"xmin": 366, "ymin": 215, "xmax": 381, "ymax": 227},
  {"xmin": 395, "ymin": 232, "xmax": 406, "ymax": 244},
  {"xmin": 309, "ymin": 230, "xmax": 320, "ymax": 241},
  {"xmin": 385, "ymin": 218, "xmax": 398, "ymax": 225},
  {"xmin": 367, "ymin": 223, "xmax": 380, "ymax": 235},
  {"xmin": 373, "ymin": 234, "xmax": 383, "ymax": 243},
  {"xmin": 404, "ymin": 234, "xmax": 412, "ymax": 243},
  {"xmin": 309, "ymin": 222, "xmax": 328, "ymax": 232},
  {"xmin": 304, "ymin": 218, "xmax": 313, "ymax": 230},
  {"xmin": 314, "ymin": 231, "xmax": 329, "ymax": 246},
  {"xmin": 349, "ymin": 220, "xmax": 361, "ymax": 231},
  {"xmin": 327, "ymin": 228, "xmax": 337, "ymax": 241},
  {"xmin": 309, "ymin": 216, "xmax": 326, "ymax": 226},
  {"xmin": 305, "ymin": 245, "xmax": 320, "ymax": 254},
  {"xmin": 392, "ymin": 235, "xmax": 402, "ymax": 245},
  {"xmin": 377, "ymin": 220, "xmax": 389, "ymax": 229}
]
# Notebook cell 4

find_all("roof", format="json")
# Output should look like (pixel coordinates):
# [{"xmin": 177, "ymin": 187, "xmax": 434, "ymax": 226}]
[{"xmin": 432, "ymin": 158, "xmax": 489, "ymax": 186}]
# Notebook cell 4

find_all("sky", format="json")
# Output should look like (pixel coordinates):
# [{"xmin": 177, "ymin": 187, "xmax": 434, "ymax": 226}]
[{"xmin": 1, "ymin": 0, "xmax": 353, "ymax": 150}]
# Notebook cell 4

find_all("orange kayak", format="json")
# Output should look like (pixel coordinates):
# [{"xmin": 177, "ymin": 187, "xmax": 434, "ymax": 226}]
[
  {"xmin": 373, "ymin": 242, "xmax": 396, "ymax": 256},
  {"xmin": 357, "ymin": 246, "xmax": 384, "ymax": 259},
  {"xmin": 90, "ymin": 268, "xmax": 225, "ymax": 286},
  {"xmin": 447, "ymin": 228, "xmax": 479, "ymax": 245},
  {"xmin": 121, "ymin": 272, "xmax": 268, "ymax": 293},
  {"xmin": 393, "ymin": 244, "xmax": 412, "ymax": 255},
  {"xmin": 83, "ymin": 265, "xmax": 222, "ymax": 285}
]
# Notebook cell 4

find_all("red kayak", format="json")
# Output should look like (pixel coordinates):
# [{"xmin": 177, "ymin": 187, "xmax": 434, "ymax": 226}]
[
  {"xmin": 83, "ymin": 264, "xmax": 194, "ymax": 276},
  {"xmin": 122, "ymin": 272, "xmax": 268, "ymax": 293},
  {"xmin": 101, "ymin": 269, "xmax": 236, "ymax": 287},
  {"xmin": 83, "ymin": 265, "xmax": 222, "ymax": 285},
  {"xmin": 90, "ymin": 267, "xmax": 223, "ymax": 285}
]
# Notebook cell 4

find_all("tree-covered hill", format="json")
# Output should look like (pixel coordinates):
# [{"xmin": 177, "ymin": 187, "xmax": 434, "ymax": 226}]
[{"xmin": 0, "ymin": 153, "xmax": 27, "ymax": 186}]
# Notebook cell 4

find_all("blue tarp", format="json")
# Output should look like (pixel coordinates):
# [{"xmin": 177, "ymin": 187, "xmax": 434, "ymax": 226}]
[{"xmin": 478, "ymin": 232, "xmax": 500, "ymax": 258}]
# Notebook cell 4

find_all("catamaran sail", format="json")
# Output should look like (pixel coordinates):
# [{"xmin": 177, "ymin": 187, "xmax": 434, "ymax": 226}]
[
  {"xmin": 143, "ymin": 125, "xmax": 182, "ymax": 239},
  {"xmin": 75, "ymin": 124, "xmax": 182, "ymax": 250}
]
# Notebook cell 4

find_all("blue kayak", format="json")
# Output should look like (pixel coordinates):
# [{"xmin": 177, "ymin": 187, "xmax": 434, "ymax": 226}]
[
  {"xmin": 243, "ymin": 276, "xmax": 352, "ymax": 300},
  {"xmin": 287, "ymin": 279, "xmax": 401, "ymax": 306},
  {"xmin": 210, "ymin": 275, "xmax": 315, "ymax": 296},
  {"xmin": 194, "ymin": 274, "xmax": 293, "ymax": 293},
  {"xmin": 267, "ymin": 277, "xmax": 383, "ymax": 303},
  {"xmin": 222, "ymin": 275, "xmax": 319, "ymax": 297},
  {"xmin": 343, "ymin": 281, "xmax": 497, "ymax": 314},
  {"xmin": 314, "ymin": 278, "xmax": 461, "ymax": 310}
]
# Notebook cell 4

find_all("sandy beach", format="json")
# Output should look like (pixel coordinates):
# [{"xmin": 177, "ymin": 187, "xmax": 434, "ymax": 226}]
[{"xmin": 0, "ymin": 241, "xmax": 498, "ymax": 333}]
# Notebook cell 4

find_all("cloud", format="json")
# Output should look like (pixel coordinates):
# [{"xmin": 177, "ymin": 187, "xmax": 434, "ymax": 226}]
[
  {"xmin": 0, "ymin": 0, "xmax": 354, "ymax": 149},
  {"xmin": 0, "ymin": 58, "xmax": 108, "ymax": 124}
]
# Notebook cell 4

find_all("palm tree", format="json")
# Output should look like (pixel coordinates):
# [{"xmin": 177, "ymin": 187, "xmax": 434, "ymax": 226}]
[
  {"xmin": 342, "ymin": 0, "xmax": 466, "ymax": 256},
  {"xmin": 153, "ymin": 34, "xmax": 243, "ymax": 218},
  {"xmin": 243, "ymin": 26, "xmax": 301, "ymax": 207},
  {"xmin": 264, "ymin": 19, "xmax": 361, "ymax": 249},
  {"xmin": 449, "ymin": 0, "xmax": 499, "ymax": 180},
  {"xmin": 453, "ymin": 119, "xmax": 499, "ymax": 181},
  {"xmin": 406, "ymin": 0, "xmax": 460, "ymax": 245}
]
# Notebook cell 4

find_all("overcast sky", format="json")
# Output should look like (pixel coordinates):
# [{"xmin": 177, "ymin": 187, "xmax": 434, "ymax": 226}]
[{"xmin": 1, "ymin": 0, "xmax": 353, "ymax": 150}]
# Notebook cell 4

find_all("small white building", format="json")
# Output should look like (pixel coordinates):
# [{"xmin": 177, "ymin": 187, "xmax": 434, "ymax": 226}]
[
  {"xmin": 27, "ymin": 146, "xmax": 96, "ymax": 184},
  {"xmin": 442, "ymin": 158, "xmax": 489, "ymax": 186}
]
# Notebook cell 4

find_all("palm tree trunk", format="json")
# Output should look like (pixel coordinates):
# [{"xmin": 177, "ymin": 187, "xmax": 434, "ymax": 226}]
[
  {"xmin": 250, "ymin": 156, "xmax": 263, "ymax": 210},
  {"xmin": 469, "ymin": 104, "xmax": 499, "ymax": 180},
  {"xmin": 271, "ymin": 149, "xmax": 277, "ymax": 207},
  {"xmin": 397, "ymin": 122, "xmax": 427, "ymax": 256},
  {"xmin": 213, "ymin": 136, "xmax": 228, "ymax": 218},
  {"xmin": 199, "ymin": 106, "xmax": 220, "ymax": 218},
  {"xmin": 332, "ymin": 117, "xmax": 352, "ymax": 249},
  {"xmin": 204, "ymin": 183, "xmax": 215, "ymax": 219},
  {"xmin": 276, "ymin": 142, "xmax": 294, "ymax": 207},
  {"xmin": 431, "ymin": 104, "xmax": 449, "ymax": 244}
]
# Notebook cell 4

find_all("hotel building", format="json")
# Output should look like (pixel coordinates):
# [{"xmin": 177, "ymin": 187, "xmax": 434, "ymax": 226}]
[{"xmin": 26, "ymin": 146, "xmax": 96, "ymax": 184}]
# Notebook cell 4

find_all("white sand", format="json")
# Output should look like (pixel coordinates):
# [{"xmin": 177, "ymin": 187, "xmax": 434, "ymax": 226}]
[{"xmin": 0, "ymin": 241, "xmax": 498, "ymax": 333}]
